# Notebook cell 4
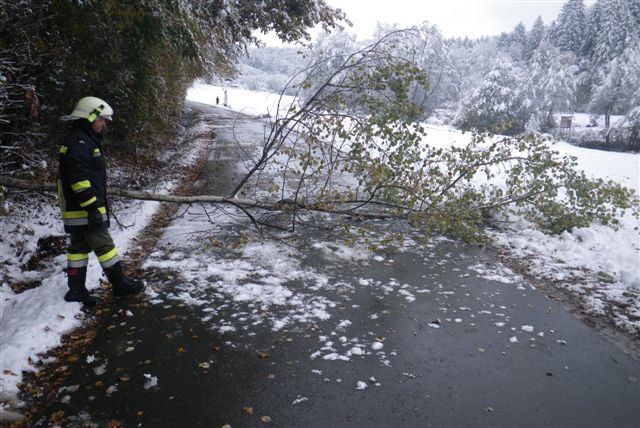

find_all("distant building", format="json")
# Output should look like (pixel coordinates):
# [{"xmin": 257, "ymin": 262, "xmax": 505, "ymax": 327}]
[{"xmin": 560, "ymin": 116, "xmax": 573, "ymax": 128}]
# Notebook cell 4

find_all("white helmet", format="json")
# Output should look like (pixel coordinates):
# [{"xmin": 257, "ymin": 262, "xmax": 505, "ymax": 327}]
[{"xmin": 69, "ymin": 96, "xmax": 113, "ymax": 122}]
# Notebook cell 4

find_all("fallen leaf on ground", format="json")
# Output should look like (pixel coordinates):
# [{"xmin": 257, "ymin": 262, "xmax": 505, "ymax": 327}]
[{"xmin": 242, "ymin": 406, "xmax": 254, "ymax": 415}]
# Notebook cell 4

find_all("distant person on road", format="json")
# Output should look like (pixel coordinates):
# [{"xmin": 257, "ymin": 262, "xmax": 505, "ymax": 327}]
[
  {"xmin": 216, "ymin": 96, "xmax": 219, "ymax": 105},
  {"xmin": 57, "ymin": 96, "xmax": 144, "ymax": 306},
  {"xmin": 223, "ymin": 89, "xmax": 228, "ymax": 107}
]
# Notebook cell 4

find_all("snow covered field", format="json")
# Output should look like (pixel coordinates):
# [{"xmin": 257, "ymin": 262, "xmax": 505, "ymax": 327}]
[{"xmin": 1, "ymin": 83, "xmax": 638, "ymax": 409}]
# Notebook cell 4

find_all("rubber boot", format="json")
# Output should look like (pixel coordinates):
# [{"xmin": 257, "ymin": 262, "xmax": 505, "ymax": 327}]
[
  {"xmin": 104, "ymin": 261, "xmax": 144, "ymax": 297},
  {"xmin": 64, "ymin": 267, "xmax": 99, "ymax": 306}
]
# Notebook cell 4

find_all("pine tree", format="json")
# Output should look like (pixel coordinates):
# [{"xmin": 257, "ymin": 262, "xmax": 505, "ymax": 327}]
[
  {"xmin": 454, "ymin": 56, "xmax": 524, "ymax": 132},
  {"xmin": 551, "ymin": 0, "xmax": 586, "ymax": 56},
  {"xmin": 581, "ymin": 1, "xmax": 603, "ymax": 60},
  {"xmin": 521, "ymin": 33, "xmax": 578, "ymax": 132},
  {"xmin": 629, "ymin": 0, "xmax": 640, "ymax": 24},
  {"xmin": 525, "ymin": 16, "xmax": 546, "ymax": 61},
  {"xmin": 594, "ymin": 0, "xmax": 639, "ymax": 65}
]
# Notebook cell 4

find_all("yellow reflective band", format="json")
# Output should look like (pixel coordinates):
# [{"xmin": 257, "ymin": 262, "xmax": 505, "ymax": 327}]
[
  {"xmin": 59, "ymin": 146, "xmax": 68, "ymax": 154},
  {"xmin": 67, "ymin": 253, "xmax": 89, "ymax": 261},
  {"xmin": 87, "ymin": 104, "xmax": 104, "ymax": 123},
  {"xmin": 62, "ymin": 206, "xmax": 106, "ymax": 218},
  {"xmin": 79, "ymin": 196, "xmax": 97, "ymax": 207},
  {"xmin": 98, "ymin": 248, "xmax": 118, "ymax": 263},
  {"xmin": 71, "ymin": 180, "xmax": 91, "ymax": 192},
  {"xmin": 92, "ymin": 148, "xmax": 101, "ymax": 157},
  {"xmin": 62, "ymin": 210, "xmax": 87, "ymax": 219},
  {"xmin": 57, "ymin": 180, "xmax": 64, "ymax": 211}
]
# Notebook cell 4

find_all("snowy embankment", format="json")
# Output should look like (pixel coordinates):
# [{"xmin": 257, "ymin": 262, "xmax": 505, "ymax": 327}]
[
  {"xmin": 190, "ymin": 84, "xmax": 640, "ymax": 333},
  {"xmin": 0, "ymin": 117, "xmax": 211, "ymax": 404}
]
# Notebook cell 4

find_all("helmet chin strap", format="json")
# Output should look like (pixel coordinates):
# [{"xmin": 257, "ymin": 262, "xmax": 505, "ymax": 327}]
[{"xmin": 87, "ymin": 104, "xmax": 105, "ymax": 123}]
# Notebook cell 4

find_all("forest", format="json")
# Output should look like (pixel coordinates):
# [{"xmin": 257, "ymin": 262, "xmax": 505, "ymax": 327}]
[{"xmin": 238, "ymin": 0, "xmax": 640, "ymax": 150}]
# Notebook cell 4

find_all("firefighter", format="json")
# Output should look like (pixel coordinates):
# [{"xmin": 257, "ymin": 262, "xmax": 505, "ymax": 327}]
[{"xmin": 58, "ymin": 96, "xmax": 144, "ymax": 306}]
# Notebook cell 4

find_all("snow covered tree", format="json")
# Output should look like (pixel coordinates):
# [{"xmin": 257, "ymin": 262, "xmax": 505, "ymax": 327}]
[
  {"xmin": 367, "ymin": 21, "xmax": 452, "ymax": 116},
  {"xmin": 526, "ymin": 35, "xmax": 578, "ymax": 130},
  {"xmin": 590, "ymin": 44, "xmax": 640, "ymax": 131},
  {"xmin": 299, "ymin": 29, "xmax": 361, "ymax": 105},
  {"xmin": 497, "ymin": 23, "xmax": 527, "ymax": 62},
  {"xmin": 581, "ymin": 1, "xmax": 603, "ymax": 60},
  {"xmin": 551, "ymin": 0, "xmax": 586, "ymax": 56},
  {"xmin": 0, "ymin": 0, "xmax": 346, "ymax": 175},
  {"xmin": 446, "ymin": 39, "xmax": 499, "ymax": 108},
  {"xmin": 454, "ymin": 57, "xmax": 525, "ymax": 133},
  {"xmin": 592, "ymin": 0, "xmax": 639, "ymax": 65},
  {"xmin": 524, "ymin": 16, "xmax": 546, "ymax": 61},
  {"xmin": 609, "ymin": 86, "xmax": 640, "ymax": 151}
]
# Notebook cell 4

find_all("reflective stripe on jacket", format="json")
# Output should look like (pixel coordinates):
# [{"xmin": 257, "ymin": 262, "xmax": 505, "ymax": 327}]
[{"xmin": 57, "ymin": 120, "xmax": 110, "ymax": 232}]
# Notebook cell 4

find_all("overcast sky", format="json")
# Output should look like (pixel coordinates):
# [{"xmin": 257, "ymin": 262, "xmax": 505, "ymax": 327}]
[
  {"xmin": 260, "ymin": 0, "xmax": 596, "ymax": 45},
  {"xmin": 330, "ymin": 0, "xmax": 597, "ymax": 39}
]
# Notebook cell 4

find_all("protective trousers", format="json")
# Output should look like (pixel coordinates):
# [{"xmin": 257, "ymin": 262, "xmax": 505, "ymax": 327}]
[{"xmin": 66, "ymin": 228, "xmax": 121, "ymax": 270}]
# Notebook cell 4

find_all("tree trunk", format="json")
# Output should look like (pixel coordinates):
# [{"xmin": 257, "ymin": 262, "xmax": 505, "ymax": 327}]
[{"xmin": 0, "ymin": 176, "xmax": 262, "ymax": 208}]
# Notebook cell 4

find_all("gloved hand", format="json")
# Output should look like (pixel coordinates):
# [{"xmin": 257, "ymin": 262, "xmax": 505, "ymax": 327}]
[{"xmin": 87, "ymin": 209, "xmax": 104, "ymax": 229}]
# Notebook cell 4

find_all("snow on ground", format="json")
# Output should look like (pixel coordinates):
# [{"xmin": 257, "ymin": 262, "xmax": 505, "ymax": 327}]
[
  {"xmin": 187, "ymin": 82, "xmax": 295, "ymax": 118},
  {"xmin": 0, "ymin": 198, "xmax": 159, "ymax": 398},
  {"xmin": 0, "ymin": 116, "xmax": 211, "ymax": 401}
]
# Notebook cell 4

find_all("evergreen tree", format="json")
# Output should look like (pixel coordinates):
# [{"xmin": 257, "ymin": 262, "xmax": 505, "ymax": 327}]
[
  {"xmin": 590, "ymin": 44, "xmax": 640, "ymax": 127},
  {"xmin": 525, "ymin": 16, "xmax": 546, "ymax": 61},
  {"xmin": 454, "ymin": 56, "xmax": 524, "ymax": 132},
  {"xmin": 593, "ymin": 0, "xmax": 639, "ymax": 65},
  {"xmin": 581, "ymin": 1, "xmax": 602, "ymax": 60},
  {"xmin": 496, "ymin": 23, "xmax": 527, "ymax": 61},
  {"xmin": 628, "ymin": 0, "xmax": 640, "ymax": 25},
  {"xmin": 551, "ymin": 0, "xmax": 586, "ymax": 56}
]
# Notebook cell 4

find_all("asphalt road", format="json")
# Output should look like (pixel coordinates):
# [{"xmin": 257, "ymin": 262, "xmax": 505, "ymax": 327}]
[{"xmin": 30, "ymin": 104, "xmax": 640, "ymax": 427}]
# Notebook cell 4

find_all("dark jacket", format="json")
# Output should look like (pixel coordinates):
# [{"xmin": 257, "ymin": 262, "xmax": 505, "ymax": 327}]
[{"xmin": 57, "ymin": 119, "xmax": 110, "ymax": 232}]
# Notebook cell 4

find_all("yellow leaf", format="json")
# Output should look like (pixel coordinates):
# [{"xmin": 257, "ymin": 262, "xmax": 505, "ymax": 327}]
[{"xmin": 242, "ymin": 406, "xmax": 254, "ymax": 416}]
